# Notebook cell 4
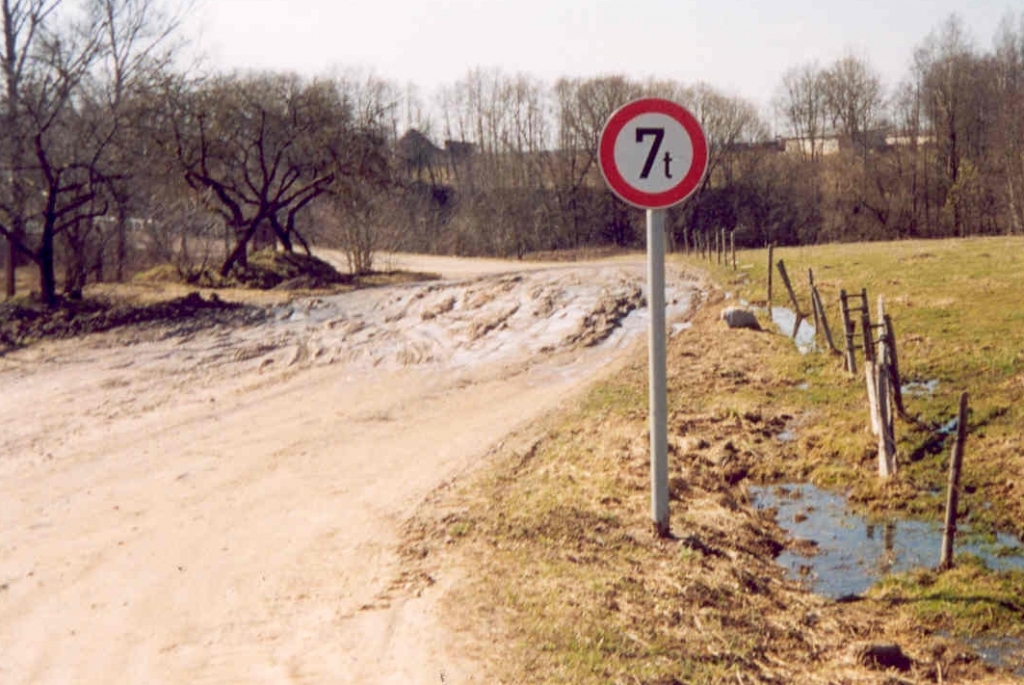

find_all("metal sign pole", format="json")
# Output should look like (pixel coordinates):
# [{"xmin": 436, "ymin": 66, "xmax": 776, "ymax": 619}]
[
  {"xmin": 647, "ymin": 208, "xmax": 669, "ymax": 537},
  {"xmin": 598, "ymin": 98, "xmax": 707, "ymax": 539}
]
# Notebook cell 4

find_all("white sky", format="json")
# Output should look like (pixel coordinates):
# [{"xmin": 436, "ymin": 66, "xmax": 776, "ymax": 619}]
[{"xmin": 185, "ymin": 0, "xmax": 1018, "ymax": 121}]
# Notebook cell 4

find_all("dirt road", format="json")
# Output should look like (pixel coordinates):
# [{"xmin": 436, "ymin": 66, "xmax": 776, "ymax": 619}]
[{"xmin": 0, "ymin": 254, "xmax": 701, "ymax": 684}]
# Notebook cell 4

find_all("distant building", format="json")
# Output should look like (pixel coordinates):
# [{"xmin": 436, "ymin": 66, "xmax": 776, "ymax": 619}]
[
  {"xmin": 443, "ymin": 140, "xmax": 475, "ymax": 161},
  {"xmin": 396, "ymin": 129, "xmax": 443, "ymax": 175},
  {"xmin": 781, "ymin": 129, "xmax": 931, "ymax": 157},
  {"xmin": 783, "ymin": 136, "xmax": 841, "ymax": 157},
  {"xmin": 396, "ymin": 129, "xmax": 475, "ymax": 182}
]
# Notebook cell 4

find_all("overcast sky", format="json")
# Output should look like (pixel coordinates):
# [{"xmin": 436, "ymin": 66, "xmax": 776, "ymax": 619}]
[{"xmin": 185, "ymin": 0, "xmax": 1018, "ymax": 119}]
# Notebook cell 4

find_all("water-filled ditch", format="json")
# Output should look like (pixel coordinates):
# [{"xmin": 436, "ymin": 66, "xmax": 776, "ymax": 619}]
[
  {"xmin": 750, "ymin": 483, "xmax": 1024, "ymax": 599},
  {"xmin": 768, "ymin": 305, "xmax": 817, "ymax": 353},
  {"xmin": 750, "ymin": 483, "xmax": 1024, "ymax": 672},
  {"xmin": 731, "ymin": 295, "xmax": 818, "ymax": 353}
]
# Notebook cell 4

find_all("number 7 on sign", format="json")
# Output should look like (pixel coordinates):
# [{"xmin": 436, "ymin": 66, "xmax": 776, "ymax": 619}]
[
  {"xmin": 598, "ymin": 98, "xmax": 707, "ymax": 210},
  {"xmin": 635, "ymin": 127, "xmax": 672, "ymax": 180}
]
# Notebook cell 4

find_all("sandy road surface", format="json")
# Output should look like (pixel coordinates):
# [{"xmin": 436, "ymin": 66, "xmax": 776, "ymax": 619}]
[{"xmin": 0, "ymin": 255, "xmax": 700, "ymax": 684}]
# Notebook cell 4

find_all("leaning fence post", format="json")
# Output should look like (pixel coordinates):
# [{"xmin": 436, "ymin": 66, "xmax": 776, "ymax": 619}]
[
  {"xmin": 808, "ymin": 270, "xmax": 821, "ymax": 343},
  {"xmin": 884, "ymin": 314, "xmax": 907, "ymax": 419},
  {"xmin": 776, "ymin": 260, "xmax": 804, "ymax": 339},
  {"xmin": 813, "ymin": 288, "xmax": 838, "ymax": 353},
  {"xmin": 806, "ymin": 268, "xmax": 837, "ymax": 352},
  {"xmin": 939, "ymin": 392, "xmax": 970, "ymax": 571}
]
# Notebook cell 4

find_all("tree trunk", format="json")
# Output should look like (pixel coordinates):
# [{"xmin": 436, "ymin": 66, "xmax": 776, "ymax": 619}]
[
  {"xmin": 221, "ymin": 238, "xmax": 247, "ymax": 276},
  {"xmin": 4, "ymin": 236, "xmax": 14, "ymax": 298},
  {"xmin": 115, "ymin": 205, "xmax": 128, "ymax": 282},
  {"xmin": 39, "ymin": 228, "xmax": 57, "ymax": 307},
  {"xmin": 268, "ymin": 216, "xmax": 294, "ymax": 253},
  {"xmin": 220, "ymin": 224, "xmax": 259, "ymax": 276}
]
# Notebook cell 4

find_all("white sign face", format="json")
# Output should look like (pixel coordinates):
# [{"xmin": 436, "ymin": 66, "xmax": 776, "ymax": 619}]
[
  {"xmin": 599, "ymin": 98, "xmax": 708, "ymax": 210},
  {"xmin": 610, "ymin": 112, "xmax": 696, "ymax": 196}
]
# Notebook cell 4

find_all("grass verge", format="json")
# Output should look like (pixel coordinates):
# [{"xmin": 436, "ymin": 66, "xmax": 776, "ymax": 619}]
[{"xmin": 401, "ymin": 241, "xmax": 1024, "ymax": 684}]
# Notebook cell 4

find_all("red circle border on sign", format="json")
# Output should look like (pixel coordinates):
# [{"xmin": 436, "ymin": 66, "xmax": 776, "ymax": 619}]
[{"xmin": 598, "ymin": 98, "xmax": 708, "ymax": 210}]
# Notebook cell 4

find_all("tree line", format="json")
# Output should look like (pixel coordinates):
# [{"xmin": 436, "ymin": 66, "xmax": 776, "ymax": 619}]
[{"xmin": 2, "ymin": 4, "xmax": 1022, "ymax": 307}]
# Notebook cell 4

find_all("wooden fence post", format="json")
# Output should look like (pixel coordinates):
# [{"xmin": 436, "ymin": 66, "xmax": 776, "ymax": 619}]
[
  {"xmin": 731, "ymin": 230, "xmax": 737, "ymax": 270},
  {"xmin": 884, "ymin": 314, "xmax": 907, "ymax": 419},
  {"xmin": 806, "ymin": 268, "xmax": 838, "ymax": 351},
  {"xmin": 776, "ymin": 260, "xmax": 803, "ymax": 339},
  {"xmin": 813, "ymin": 288, "xmax": 838, "ymax": 353},
  {"xmin": 875, "ymin": 297, "xmax": 896, "ymax": 477},
  {"xmin": 940, "ymin": 392, "xmax": 970, "ymax": 571},
  {"xmin": 840, "ymin": 289, "xmax": 857, "ymax": 374},
  {"xmin": 864, "ymin": 313, "xmax": 879, "ymax": 437},
  {"xmin": 860, "ymin": 288, "xmax": 874, "ymax": 362},
  {"xmin": 808, "ymin": 269, "xmax": 821, "ymax": 343},
  {"xmin": 767, "ymin": 244, "xmax": 774, "ymax": 312}
]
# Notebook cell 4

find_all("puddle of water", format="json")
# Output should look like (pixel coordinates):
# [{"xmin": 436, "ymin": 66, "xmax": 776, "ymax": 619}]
[
  {"xmin": 776, "ymin": 428, "xmax": 798, "ymax": 443},
  {"xmin": 769, "ymin": 306, "xmax": 816, "ymax": 353},
  {"xmin": 731, "ymin": 300, "xmax": 817, "ymax": 353},
  {"xmin": 902, "ymin": 379, "xmax": 939, "ymax": 397},
  {"xmin": 750, "ymin": 483, "xmax": 1024, "ymax": 599},
  {"xmin": 938, "ymin": 417, "xmax": 960, "ymax": 436},
  {"xmin": 671, "ymin": 322, "xmax": 693, "ymax": 336},
  {"xmin": 966, "ymin": 635, "xmax": 1024, "ymax": 675}
]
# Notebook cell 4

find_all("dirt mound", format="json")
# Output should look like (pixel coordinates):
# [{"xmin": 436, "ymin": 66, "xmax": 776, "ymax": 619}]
[
  {"xmin": 0, "ymin": 251, "xmax": 354, "ymax": 354},
  {"xmin": 231, "ymin": 251, "xmax": 353, "ymax": 289},
  {"xmin": 0, "ymin": 292, "xmax": 266, "ymax": 355},
  {"xmin": 135, "ymin": 251, "xmax": 353, "ymax": 291}
]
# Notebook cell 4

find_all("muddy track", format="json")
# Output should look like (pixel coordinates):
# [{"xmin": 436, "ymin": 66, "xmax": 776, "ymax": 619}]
[{"xmin": 0, "ymin": 256, "xmax": 700, "ymax": 684}]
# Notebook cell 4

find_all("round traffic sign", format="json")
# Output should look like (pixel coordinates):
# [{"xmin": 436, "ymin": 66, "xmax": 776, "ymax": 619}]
[{"xmin": 598, "ymin": 98, "xmax": 708, "ymax": 209}]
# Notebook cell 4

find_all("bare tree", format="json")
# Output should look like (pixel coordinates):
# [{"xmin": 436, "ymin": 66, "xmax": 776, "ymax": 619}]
[
  {"xmin": 89, "ymin": 0, "xmax": 187, "ymax": 282},
  {"xmin": 169, "ymin": 73, "xmax": 382, "ymax": 276},
  {"xmin": 822, "ymin": 54, "xmax": 884, "ymax": 152},
  {"xmin": 775, "ymin": 63, "xmax": 828, "ymax": 161},
  {"xmin": 0, "ymin": 0, "xmax": 184, "ymax": 303},
  {"xmin": 551, "ymin": 75, "xmax": 641, "ymax": 248},
  {"xmin": 994, "ymin": 12, "xmax": 1024, "ymax": 233},
  {"xmin": 434, "ymin": 68, "xmax": 553, "ymax": 256},
  {"xmin": 685, "ymin": 83, "xmax": 766, "ymax": 184},
  {"xmin": 321, "ymin": 71, "xmax": 398, "ymax": 274},
  {"xmin": 1, "ymin": 0, "xmax": 107, "ymax": 304},
  {"xmin": 916, "ymin": 15, "xmax": 998, "ymax": 236},
  {"xmin": 1, "ymin": 0, "xmax": 56, "ymax": 298}
]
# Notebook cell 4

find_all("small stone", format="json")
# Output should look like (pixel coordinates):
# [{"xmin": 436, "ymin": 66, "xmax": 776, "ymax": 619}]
[
  {"xmin": 852, "ymin": 642, "xmax": 913, "ymax": 671},
  {"xmin": 720, "ymin": 307, "xmax": 761, "ymax": 330}
]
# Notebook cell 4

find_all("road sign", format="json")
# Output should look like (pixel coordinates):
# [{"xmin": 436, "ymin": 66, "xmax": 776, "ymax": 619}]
[
  {"xmin": 598, "ymin": 98, "xmax": 707, "ymax": 537},
  {"xmin": 598, "ymin": 98, "xmax": 708, "ymax": 210}
]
